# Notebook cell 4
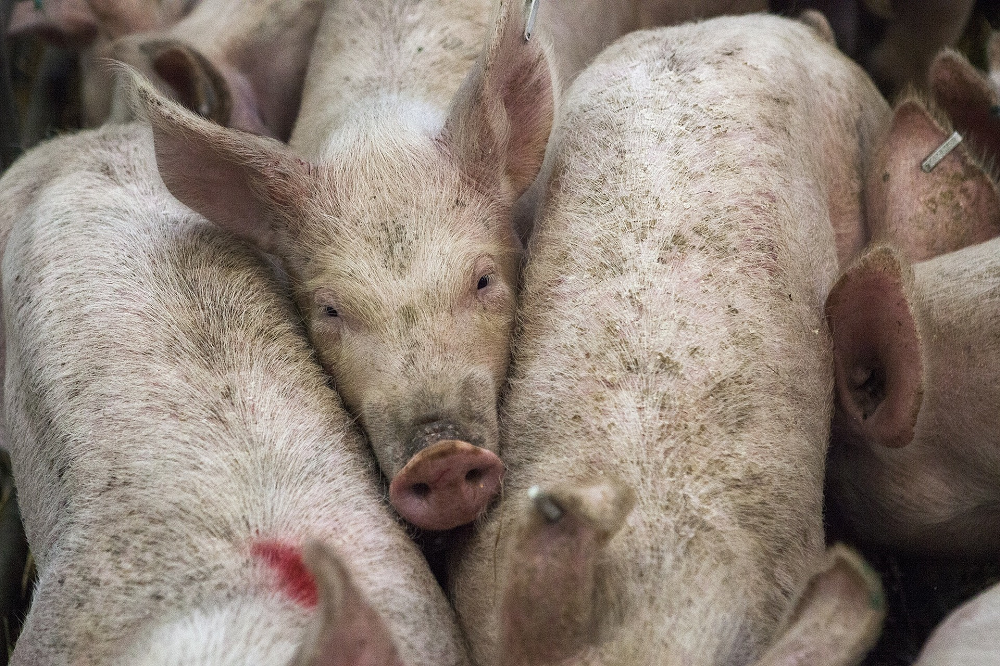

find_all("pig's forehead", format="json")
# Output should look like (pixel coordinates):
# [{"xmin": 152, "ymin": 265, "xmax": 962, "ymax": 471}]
[{"xmin": 303, "ymin": 154, "xmax": 509, "ymax": 251}]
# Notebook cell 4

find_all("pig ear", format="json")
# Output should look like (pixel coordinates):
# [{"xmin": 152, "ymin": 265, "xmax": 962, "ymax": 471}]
[
  {"xmin": 796, "ymin": 10, "xmax": 836, "ymax": 46},
  {"xmin": 131, "ymin": 39, "xmax": 234, "ymax": 128},
  {"xmin": 129, "ymin": 38, "xmax": 274, "ymax": 137},
  {"xmin": 130, "ymin": 71, "xmax": 312, "ymax": 254},
  {"xmin": 291, "ymin": 541, "xmax": 402, "ymax": 666},
  {"xmin": 443, "ymin": 0, "xmax": 555, "ymax": 200},
  {"xmin": 929, "ymin": 49, "xmax": 1000, "ymax": 164},
  {"xmin": 7, "ymin": 0, "xmax": 98, "ymax": 46},
  {"xmin": 500, "ymin": 479, "xmax": 636, "ymax": 666},
  {"xmin": 866, "ymin": 98, "xmax": 1000, "ymax": 262},
  {"xmin": 825, "ymin": 245, "xmax": 924, "ymax": 449},
  {"xmin": 752, "ymin": 545, "xmax": 885, "ymax": 666}
]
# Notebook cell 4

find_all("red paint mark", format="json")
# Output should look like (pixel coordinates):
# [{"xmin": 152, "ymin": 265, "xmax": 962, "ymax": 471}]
[{"xmin": 250, "ymin": 541, "xmax": 318, "ymax": 608}]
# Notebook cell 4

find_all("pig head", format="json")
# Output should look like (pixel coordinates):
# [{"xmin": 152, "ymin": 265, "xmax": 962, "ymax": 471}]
[
  {"xmin": 136, "ymin": 0, "xmax": 555, "ymax": 530},
  {"xmin": 826, "ymin": 240, "xmax": 1000, "ymax": 555}
]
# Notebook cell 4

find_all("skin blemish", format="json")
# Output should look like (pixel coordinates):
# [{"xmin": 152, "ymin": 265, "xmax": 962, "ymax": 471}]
[{"xmin": 250, "ymin": 540, "xmax": 318, "ymax": 608}]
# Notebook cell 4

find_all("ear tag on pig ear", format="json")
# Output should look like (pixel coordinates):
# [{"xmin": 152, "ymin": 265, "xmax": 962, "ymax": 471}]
[
  {"xmin": 921, "ymin": 131, "xmax": 963, "ymax": 172},
  {"xmin": 523, "ymin": 0, "xmax": 539, "ymax": 41},
  {"xmin": 528, "ymin": 485, "xmax": 564, "ymax": 522}
]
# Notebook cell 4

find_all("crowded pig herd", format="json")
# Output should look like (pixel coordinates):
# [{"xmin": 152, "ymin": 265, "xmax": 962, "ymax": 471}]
[{"xmin": 1, "ymin": 0, "xmax": 999, "ymax": 663}]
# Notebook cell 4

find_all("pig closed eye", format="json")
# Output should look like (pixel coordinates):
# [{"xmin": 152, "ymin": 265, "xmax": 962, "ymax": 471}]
[
  {"xmin": 324, "ymin": 306, "xmax": 339, "ymax": 318},
  {"xmin": 477, "ymin": 274, "xmax": 493, "ymax": 290}
]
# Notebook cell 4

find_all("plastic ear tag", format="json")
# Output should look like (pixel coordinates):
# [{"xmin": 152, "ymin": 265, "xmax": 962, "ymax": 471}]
[{"xmin": 524, "ymin": 0, "xmax": 539, "ymax": 41}]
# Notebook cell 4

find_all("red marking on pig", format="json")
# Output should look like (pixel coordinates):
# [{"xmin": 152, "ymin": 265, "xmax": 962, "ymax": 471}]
[{"xmin": 250, "ymin": 541, "xmax": 318, "ymax": 608}]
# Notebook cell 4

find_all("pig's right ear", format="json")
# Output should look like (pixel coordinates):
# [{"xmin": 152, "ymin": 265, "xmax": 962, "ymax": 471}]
[
  {"xmin": 131, "ymin": 72, "xmax": 312, "ymax": 255},
  {"xmin": 825, "ymin": 245, "xmax": 924, "ymax": 449},
  {"xmin": 500, "ymin": 480, "xmax": 636, "ymax": 666},
  {"xmin": 291, "ymin": 541, "xmax": 403, "ymax": 666},
  {"xmin": 7, "ymin": 0, "xmax": 98, "ymax": 46},
  {"xmin": 751, "ymin": 545, "xmax": 885, "ymax": 666},
  {"xmin": 442, "ymin": 0, "xmax": 555, "ymax": 201}
]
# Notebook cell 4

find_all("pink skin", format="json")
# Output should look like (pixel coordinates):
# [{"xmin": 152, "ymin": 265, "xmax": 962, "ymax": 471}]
[{"xmin": 389, "ymin": 441, "xmax": 504, "ymax": 531}]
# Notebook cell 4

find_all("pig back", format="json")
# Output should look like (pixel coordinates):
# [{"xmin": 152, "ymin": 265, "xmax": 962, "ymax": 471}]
[
  {"xmin": 1, "ymin": 123, "xmax": 467, "ymax": 665},
  {"xmin": 452, "ymin": 15, "xmax": 883, "ymax": 664}
]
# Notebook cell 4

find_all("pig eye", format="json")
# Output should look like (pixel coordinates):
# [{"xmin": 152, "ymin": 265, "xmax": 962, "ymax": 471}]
[
  {"xmin": 477, "ymin": 274, "xmax": 493, "ymax": 290},
  {"xmin": 323, "ymin": 305, "xmax": 339, "ymax": 318}
]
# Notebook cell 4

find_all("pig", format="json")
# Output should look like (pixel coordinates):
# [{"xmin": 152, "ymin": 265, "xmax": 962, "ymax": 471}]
[
  {"xmin": 444, "ymin": 13, "xmax": 889, "ymax": 664},
  {"xmin": 84, "ymin": 0, "xmax": 325, "ymax": 138},
  {"xmin": 824, "ymin": 62, "xmax": 1000, "ymax": 555},
  {"xmin": 824, "ymin": 240, "xmax": 1000, "ymax": 556},
  {"xmin": 7, "ymin": 0, "xmax": 322, "ymax": 139},
  {"xmin": 0, "ymin": 118, "xmax": 470, "ymax": 665},
  {"xmin": 912, "ymin": 580, "xmax": 1000, "ymax": 666},
  {"xmin": 140, "ymin": 0, "xmax": 790, "ymax": 532}
]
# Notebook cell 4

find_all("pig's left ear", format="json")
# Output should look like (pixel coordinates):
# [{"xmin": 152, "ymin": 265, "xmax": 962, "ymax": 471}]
[
  {"xmin": 751, "ymin": 545, "xmax": 885, "ymax": 666},
  {"xmin": 290, "ymin": 541, "xmax": 403, "ymax": 666},
  {"xmin": 131, "ymin": 71, "xmax": 312, "ymax": 255},
  {"xmin": 442, "ymin": 0, "xmax": 555, "ymax": 201},
  {"xmin": 929, "ymin": 49, "xmax": 1000, "ymax": 164},
  {"xmin": 825, "ymin": 245, "xmax": 924, "ymax": 449}
]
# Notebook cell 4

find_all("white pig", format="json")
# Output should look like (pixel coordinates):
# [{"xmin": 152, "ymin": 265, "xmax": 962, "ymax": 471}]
[
  {"xmin": 0, "ymin": 119, "xmax": 469, "ymax": 666},
  {"xmin": 139, "ymin": 0, "xmax": 783, "ymax": 532},
  {"xmin": 447, "ymin": 13, "xmax": 889, "ymax": 664}
]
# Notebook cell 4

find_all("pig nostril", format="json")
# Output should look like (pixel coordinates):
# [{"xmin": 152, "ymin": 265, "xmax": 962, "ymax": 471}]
[
  {"xmin": 465, "ymin": 468, "xmax": 484, "ymax": 484},
  {"xmin": 412, "ymin": 482, "xmax": 431, "ymax": 498}
]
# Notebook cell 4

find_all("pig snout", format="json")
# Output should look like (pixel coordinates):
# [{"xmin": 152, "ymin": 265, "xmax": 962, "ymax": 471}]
[{"xmin": 389, "ymin": 439, "xmax": 504, "ymax": 531}]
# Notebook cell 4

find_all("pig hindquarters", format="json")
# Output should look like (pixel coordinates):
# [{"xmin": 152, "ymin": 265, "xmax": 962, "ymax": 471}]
[
  {"xmin": 449, "ymin": 14, "xmax": 888, "ymax": 666},
  {"xmin": 0, "ymin": 122, "xmax": 468, "ymax": 666}
]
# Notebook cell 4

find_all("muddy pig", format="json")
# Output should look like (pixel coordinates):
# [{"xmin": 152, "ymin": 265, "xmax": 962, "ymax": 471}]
[
  {"xmin": 445, "ymin": 13, "xmax": 889, "ymax": 664},
  {"xmin": 139, "ymin": 0, "xmax": 796, "ymax": 532},
  {"xmin": 0, "ymin": 116, "xmax": 469, "ymax": 665}
]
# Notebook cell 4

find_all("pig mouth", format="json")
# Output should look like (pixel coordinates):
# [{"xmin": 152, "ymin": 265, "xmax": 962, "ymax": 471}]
[{"xmin": 389, "ymin": 440, "xmax": 505, "ymax": 531}]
